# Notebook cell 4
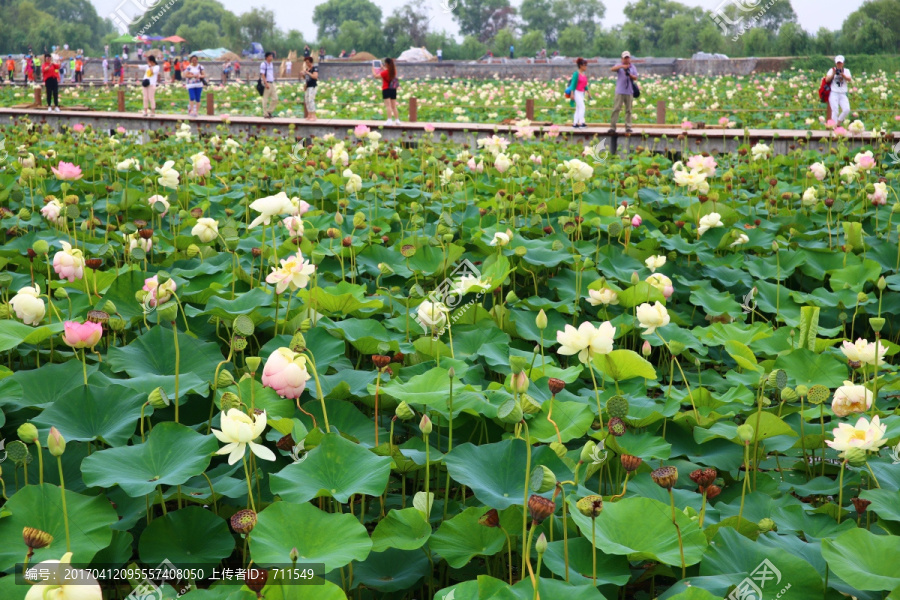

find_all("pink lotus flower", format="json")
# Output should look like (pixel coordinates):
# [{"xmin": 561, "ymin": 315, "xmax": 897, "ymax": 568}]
[
  {"xmin": 632, "ymin": 215, "xmax": 642, "ymax": 227},
  {"xmin": 73, "ymin": 123, "xmax": 85, "ymax": 133},
  {"xmin": 282, "ymin": 215, "xmax": 304, "ymax": 236},
  {"xmin": 51, "ymin": 161, "xmax": 83, "ymax": 181},
  {"xmin": 424, "ymin": 123, "xmax": 435, "ymax": 132},
  {"xmin": 117, "ymin": 126, "xmax": 126, "ymax": 134},
  {"xmin": 825, "ymin": 119, "xmax": 836, "ymax": 129},
  {"xmin": 854, "ymin": 152, "xmax": 876, "ymax": 171},
  {"xmin": 261, "ymin": 347, "xmax": 311, "ymax": 399},
  {"xmin": 294, "ymin": 199, "xmax": 311, "ymax": 216},
  {"xmin": 686, "ymin": 155, "xmax": 717, "ymax": 177},
  {"xmin": 41, "ymin": 199, "xmax": 64, "ymax": 224},
  {"xmin": 681, "ymin": 121, "xmax": 694, "ymax": 130},
  {"xmin": 146, "ymin": 194, "xmax": 169, "ymax": 217},
  {"xmin": 190, "ymin": 152, "xmax": 212, "ymax": 178},
  {"xmin": 354, "ymin": 124, "xmax": 371, "ymax": 138},
  {"xmin": 53, "ymin": 241, "xmax": 85, "ymax": 282},
  {"xmin": 718, "ymin": 116, "xmax": 730, "ymax": 126},
  {"xmin": 266, "ymin": 252, "xmax": 315, "ymax": 293},
  {"xmin": 546, "ymin": 125, "xmax": 560, "ymax": 138},
  {"xmin": 833, "ymin": 127, "xmax": 848, "ymax": 137},
  {"xmin": 143, "ymin": 275, "xmax": 177, "ymax": 306},
  {"xmin": 62, "ymin": 320, "xmax": 103, "ymax": 349}
]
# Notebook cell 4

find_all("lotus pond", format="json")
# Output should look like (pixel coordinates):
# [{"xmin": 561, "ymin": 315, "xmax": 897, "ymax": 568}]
[
  {"xmin": 0, "ymin": 117, "xmax": 899, "ymax": 600},
  {"xmin": 2, "ymin": 69, "xmax": 900, "ymax": 128}
]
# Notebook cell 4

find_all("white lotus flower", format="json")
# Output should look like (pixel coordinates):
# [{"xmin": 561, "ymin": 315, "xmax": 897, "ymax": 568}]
[
  {"xmin": 249, "ymin": 191, "xmax": 295, "ymax": 228},
  {"xmin": 697, "ymin": 212, "xmax": 724, "ymax": 236},
  {"xmin": 556, "ymin": 321, "xmax": 615, "ymax": 363},
  {"xmin": 587, "ymin": 288, "xmax": 619, "ymax": 306},
  {"xmin": 212, "ymin": 409, "xmax": 276, "ymax": 465},
  {"xmin": 751, "ymin": 142, "xmax": 771, "ymax": 161},
  {"xmin": 645, "ymin": 255, "xmax": 666, "ymax": 272},
  {"xmin": 24, "ymin": 552, "xmax": 101, "ymax": 600},
  {"xmin": 826, "ymin": 415, "xmax": 887, "ymax": 453},
  {"xmin": 637, "ymin": 301, "xmax": 670, "ymax": 335},
  {"xmin": 191, "ymin": 218, "xmax": 219, "ymax": 243},
  {"xmin": 155, "ymin": 160, "xmax": 180, "ymax": 189}
]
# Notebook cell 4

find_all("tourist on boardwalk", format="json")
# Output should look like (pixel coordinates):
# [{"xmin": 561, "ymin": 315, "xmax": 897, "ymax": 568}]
[
  {"xmin": 6, "ymin": 55, "xmax": 15, "ymax": 82},
  {"xmin": 41, "ymin": 54, "xmax": 61, "ymax": 112},
  {"xmin": 184, "ymin": 55, "xmax": 205, "ymax": 118},
  {"xmin": 300, "ymin": 56, "xmax": 318, "ymax": 121},
  {"xmin": 25, "ymin": 56, "xmax": 34, "ymax": 83},
  {"xmin": 102, "ymin": 56, "xmax": 109, "ymax": 84},
  {"xmin": 608, "ymin": 51, "xmax": 638, "ymax": 134},
  {"xmin": 285, "ymin": 58, "xmax": 292, "ymax": 76},
  {"xmin": 174, "ymin": 57, "xmax": 183, "ymax": 82},
  {"xmin": 137, "ymin": 55, "xmax": 160, "ymax": 117},
  {"xmin": 303, "ymin": 45, "xmax": 311, "ymax": 59},
  {"xmin": 68, "ymin": 57, "xmax": 76, "ymax": 82},
  {"xmin": 114, "ymin": 55, "xmax": 123, "ymax": 84},
  {"xmin": 826, "ymin": 55, "xmax": 852, "ymax": 124},
  {"xmin": 373, "ymin": 57, "xmax": 400, "ymax": 125},
  {"xmin": 260, "ymin": 52, "xmax": 278, "ymax": 118},
  {"xmin": 318, "ymin": 48, "xmax": 325, "ymax": 63},
  {"xmin": 74, "ymin": 55, "xmax": 84, "ymax": 84},
  {"xmin": 234, "ymin": 61, "xmax": 241, "ymax": 79},
  {"xmin": 437, "ymin": 48, "xmax": 443, "ymax": 62},
  {"xmin": 567, "ymin": 58, "xmax": 589, "ymax": 128}
]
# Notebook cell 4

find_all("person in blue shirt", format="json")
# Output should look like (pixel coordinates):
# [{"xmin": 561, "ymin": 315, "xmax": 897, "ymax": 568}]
[{"xmin": 509, "ymin": 45, "xmax": 514, "ymax": 59}]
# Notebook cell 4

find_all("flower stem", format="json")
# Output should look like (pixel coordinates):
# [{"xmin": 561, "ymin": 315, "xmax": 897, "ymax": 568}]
[
  {"xmin": 173, "ymin": 324, "xmax": 180, "ymax": 423},
  {"xmin": 242, "ymin": 454, "xmax": 257, "ymax": 513},
  {"xmin": 837, "ymin": 459, "xmax": 847, "ymax": 524},
  {"xmin": 669, "ymin": 489, "xmax": 686, "ymax": 579},
  {"xmin": 305, "ymin": 354, "xmax": 330, "ymax": 432},
  {"xmin": 81, "ymin": 349, "xmax": 88, "ymax": 386},
  {"xmin": 591, "ymin": 517, "xmax": 597, "ymax": 586},
  {"xmin": 58, "ymin": 456, "xmax": 71, "ymax": 552},
  {"xmin": 424, "ymin": 430, "xmax": 431, "ymax": 518},
  {"xmin": 35, "ymin": 441, "xmax": 44, "ymax": 485},
  {"xmin": 500, "ymin": 526, "xmax": 513, "ymax": 584},
  {"xmin": 587, "ymin": 362, "xmax": 604, "ymax": 429},
  {"xmin": 521, "ymin": 419, "xmax": 532, "ymax": 579},
  {"xmin": 738, "ymin": 441, "xmax": 750, "ymax": 526}
]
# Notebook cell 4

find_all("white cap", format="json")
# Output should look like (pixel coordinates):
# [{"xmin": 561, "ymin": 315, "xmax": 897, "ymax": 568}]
[
  {"xmin": 834, "ymin": 55, "xmax": 845, "ymax": 64},
  {"xmin": 622, "ymin": 51, "xmax": 631, "ymax": 59}
]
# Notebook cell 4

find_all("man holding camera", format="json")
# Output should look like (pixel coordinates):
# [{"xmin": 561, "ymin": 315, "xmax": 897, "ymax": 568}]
[{"xmin": 825, "ymin": 55, "xmax": 852, "ymax": 124}]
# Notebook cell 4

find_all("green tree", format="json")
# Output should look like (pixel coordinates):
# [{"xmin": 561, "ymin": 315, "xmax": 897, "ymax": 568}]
[
  {"xmin": 453, "ymin": 0, "xmax": 515, "ymax": 42},
  {"xmin": 176, "ymin": 22, "xmax": 221, "ymax": 51},
  {"xmin": 741, "ymin": 27, "xmax": 774, "ymax": 56},
  {"xmin": 775, "ymin": 22, "xmax": 811, "ymax": 55},
  {"xmin": 460, "ymin": 35, "xmax": 488, "ymax": 59},
  {"xmin": 812, "ymin": 27, "xmax": 838, "ymax": 55},
  {"xmin": 313, "ymin": 0, "xmax": 382, "ymax": 41},
  {"xmin": 425, "ymin": 31, "xmax": 461, "ymax": 58},
  {"xmin": 519, "ymin": 30, "xmax": 547, "ymax": 57},
  {"xmin": 557, "ymin": 25, "xmax": 587, "ymax": 57},
  {"xmin": 623, "ymin": 0, "xmax": 699, "ymax": 55},
  {"xmin": 383, "ymin": 0, "xmax": 431, "ymax": 48},
  {"xmin": 492, "ymin": 28, "xmax": 516, "ymax": 57},
  {"xmin": 333, "ymin": 20, "xmax": 385, "ymax": 56},
  {"xmin": 240, "ymin": 7, "xmax": 276, "ymax": 42},
  {"xmin": 593, "ymin": 27, "xmax": 625, "ymax": 57},
  {"xmin": 521, "ymin": 0, "xmax": 605, "ymax": 44}
]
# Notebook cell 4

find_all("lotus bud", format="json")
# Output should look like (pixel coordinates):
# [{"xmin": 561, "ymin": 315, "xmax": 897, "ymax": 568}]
[
  {"xmin": 843, "ymin": 447, "xmax": 867, "ymax": 468},
  {"xmin": 642, "ymin": 340, "xmax": 651, "ymax": 357},
  {"xmin": 289, "ymin": 547, "xmax": 300, "ymax": 563},
  {"xmin": 217, "ymin": 370, "xmax": 235, "ymax": 388},
  {"xmin": 17, "ymin": 423, "xmax": 38, "ymax": 444},
  {"xmin": 620, "ymin": 454, "xmax": 643, "ymax": 472},
  {"xmin": 221, "ymin": 392, "xmax": 241, "ymax": 412},
  {"xmin": 576, "ymin": 495, "xmax": 603, "ymax": 518},
  {"xmin": 549, "ymin": 442, "xmax": 567, "ymax": 459},
  {"xmin": 530, "ymin": 465, "xmax": 556, "ymax": 493},
  {"xmin": 47, "ymin": 427, "xmax": 66, "ymax": 456},
  {"xmin": 737, "ymin": 423, "xmax": 754, "ymax": 443},
  {"xmin": 245, "ymin": 356, "xmax": 261, "ymax": 373},
  {"xmin": 334, "ymin": 212, "xmax": 344, "ymax": 226},
  {"xmin": 535, "ymin": 309, "xmax": 547, "ymax": 330},
  {"xmin": 32, "ymin": 239, "xmax": 49, "ymax": 255},
  {"xmin": 870, "ymin": 317, "xmax": 885, "ymax": 333},
  {"xmin": 498, "ymin": 398, "xmax": 524, "ymax": 423},
  {"xmin": 395, "ymin": 401, "xmax": 415, "ymax": 421},
  {"xmin": 448, "ymin": 367, "xmax": 455, "ymax": 378},
  {"xmin": 420, "ymin": 414, "xmax": 432, "ymax": 436},
  {"xmin": 23, "ymin": 527, "xmax": 53, "ymax": 550},
  {"xmin": 580, "ymin": 440, "xmax": 596, "ymax": 463},
  {"xmin": 505, "ymin": 290, "xmax": 518, "ymax": 304},
  {"xmin": 54, "ymin": 287, "xmax": 69, "ymax": 300},
  {"xmin": 795, "ymin": 384, "xmax": 809, "ymax": 397},
  {"xmin": 509, "ymin": 371, "xmax": 530, "ymax": 395},
  {"xmin": 527, "ymin": 494, "xmax": 555, "ymax": 523},
  {"xmin": 148, "ymin": 387, "xmax": 170, "ymax": 409},
  {"xmin": 651, "ymin": 466, "xmax": 679, "ymax": 490},
  {"xmin": 231, "ymin": 509, "xmax": 258, "ymax": 535},
  {"xmin": 530, "ymin": 532, "xmax": 548, "ymax": 557},
  {"xmin": 631, "ymin": 271, "xmax": 640, "ymax": 285},
  {"xmin": 757, "ymin": 517, "xmax": 776, "ymax": 533}
]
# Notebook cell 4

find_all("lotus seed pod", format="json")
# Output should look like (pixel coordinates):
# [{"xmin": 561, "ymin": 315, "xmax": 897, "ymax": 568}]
[
  {"xmin": 857, "ymin": 292, "xmax": 868, "ymax": 303},
  {"xmin": 705, "ymin": 484, "xmax": 722, "ymax": 500},
  {"xmin": 608, "ymin": 221, "xmax": 622, "ymax": 236},
  {"xmin": 420, "ymin": 414, "xmax": 433, "ymax": 436},
  {"xmin": 156, "ymin": 301, "xmax": 177, "ymax": 322},
  {"xmin": 535, "ymin": 532, "xmax": 548, "ymax": 555},
  {"xmin": 6, "ymin": 440, "xmax": 30, "ymax": 466},
  {"xmin": 518, "ymin": 394, "xmax": 542, "ymax": 415},
  {"xmin": 527, "ymin": 494, "xmax": 555, "ymax": 523},
  {"xmin": 498, "ymin": 398, "xmax": 523, "ymax": 424},
  {"xmin": 23, "ymin": 527, "xmax": 53, "ymax": 550},
  {"xmin": 108, "ymin": 317, "xmax": 126, "ymax": 332},
  {"xmin": 576, "ymin": 495, "xmax": 604, "ymax": 518},
  {"xmin": 580, "ymin": 440, "xmax": 597, "ymax": 463},
  {"xmin": 289, "ymin": 332, "xmax": 307, "ymax": 352},
  {"xmin": 17, "ymin": 423, "xmax": 38, "ymax": 444},
  {"xmin": 606, "ymin": 395, "xmax": 629, "ymax": 418},
  {"xmin": 767, "ymin": 369, "xmax": 787, "ymax": 389},
  {"xmin": 780, "ymin": 387, "xmax": 799, "ymax": 402},
  {"xmin": 217, "ymin": 370, "xmax": 235, "ymax": 388},
  {"xmin": 230, "ymin": 509, "xmax": 258, "ymax": 534},
  {"xmin": 509, "ymin": 356, "xmax": 529, "ymax": 374},
  {"xmin": 32, "ymin": 239, "xmax": 50, "ymax": 255},
  {"xmin": 186, "ymin": 244, "xmax": 201, "ymax": 258},
  {"xmin": 608, "ymin": 416, "xmax": 627, "ymax": 436},
  {"xmin": 689, "ymin": 468, "xmax": 717, "ymax": 487},
  {"xmin": 870, "ymin": 317, "xmax": 885, "ymax": 333},
  {"xmin": 47, "ymin": 427, "xmax": 66, "ymax": 457},
  {"xmin": 548, "ymin": 378, "xmax": 565, "ymax": 395},
  {"xmin": 221, "ymin": 392, "xmax": 241, "ymax": 412},
  {"xmin": 668, "ymin": 340, "xmax": 686, "ymax": 356},
  {"xmin": 535, "ymin": 309, "xmax": 547, "ymax": 330},
  {"xmin": 148, "ymin": 387, "xmax": 170, "ymax": 409},
  {"xmin": 737, "ymin": 424, "xmax": 754, "ymax": 442},
  {"xmin": 651, "ymin": 466, "xmax": 679, "ymax": 490},
  {"xmin": 372, "ymin": 355, "xmax": 391, "ymax": 369},
  {"xmin": 299, "ymin": 318, "xmax": 312, "ymax": 333},
  {"xmin": 19, "ymin": 208, "xmax": 32, "ymax": 220},
  {"xmin": 54, "ymin": 287, "xmax": 69, "ymax": 300},
  {"xmin": 530, "ymin": 465, "xmax": 556, "ymax": 493},
  {"xmin": 620, "ymin": 454, "xmax": 643, "ymax": 472},
  {"xmin": 795, "ymin": 385, "xmax": 809, "ymax": 397},
  {"xmin": 548, "ymin": 441, "xmax": 567, "ymax": 459},
  {"xmin": 245, "ymin": 356, "xmax": 261, "ymax": 373},
  {"xmin": 395, "ymin": 401, "xmax": 415, "ymax": 421},
  {"xmin": 758, "ymin": 518, "xmax": 776, "ymax": 533},
  {"xmin": 232, "ymin": 314, "xmax": 255, "ymax": 336},
  {"xmin": 843, "ymin": 447, "xmax": 867, "ymax": 468},
  {"xmin": 505, "ymin": 290, "xmax": 519, "ymax": 304}
]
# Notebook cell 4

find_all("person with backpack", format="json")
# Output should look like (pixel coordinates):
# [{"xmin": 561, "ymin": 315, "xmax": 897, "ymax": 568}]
[
  {"xmin": 566, "ymin": 58, "xmax": 590, "ymax": 128},
  {"xmin": 608, "ymin": 51, "xmax": 638, "ymax": 134},
  {"xmin": 184, "ymin": 55, "xmax": 205, "ymax": 117},
  {"xmin": 825, "ymin": 55, "xmax": 852, "ymax": 125},
  {"xmin": 373, "ymin": 57, "xmax": 400, "ymax": 125},
  {"xmin": 259, "ymin": 51, "xmax": 277, "ymax": 118}
]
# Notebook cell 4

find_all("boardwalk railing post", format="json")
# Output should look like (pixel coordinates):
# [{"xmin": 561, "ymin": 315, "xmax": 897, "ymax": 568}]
[
  {"xmin": 33, "ymin": 88, "xmax": 42, "ymax": 106},
  {"xmin": 206, "ymin": 92, "xmax": 214, "ymax": 116},
  {"xmin": 656, "ymin": 100, "xmax": 666, "ymax": 125},
  {"xmin": 526, "ymin": 98, "xmax": 534, "ymax": 121},
  {"xmin": 117, "ymin": 90, "xmax": 126, "ymax": 112},
  {"xmin": 409, "ymin": 97, "xmax": 418, "ymax": 123}
]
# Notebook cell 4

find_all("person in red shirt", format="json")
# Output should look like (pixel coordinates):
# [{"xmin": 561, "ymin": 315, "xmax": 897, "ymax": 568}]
[
  {"xmin": 173, "ymin": 57, "xmax": 182, "ymax": 82},
  {"xmin": 74, "ymin": 57, "xmax": 84, "ymax": 84},
  {"xmin": 162, "ymin": 59, "xmax": 171, "ymax": 85},
  {"xmin": 5, "ymin": 56, "xmax": 15, "ymax": 82},
  {"xmin": 41, "ymin": 53, "xmax": 60, "ymax": 112},
  {"xmin": 371, "ymin": 57, "xmax": 399, "ymax": 125}
]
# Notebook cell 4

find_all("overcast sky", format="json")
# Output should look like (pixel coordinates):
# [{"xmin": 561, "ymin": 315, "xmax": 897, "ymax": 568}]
[{"xmin": 92, "ymin": 0, "xmax": 855, "ymax": 43}]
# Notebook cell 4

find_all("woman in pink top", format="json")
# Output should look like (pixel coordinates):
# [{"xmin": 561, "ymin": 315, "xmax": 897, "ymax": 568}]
[{"xmin": 568, "ymin": 58, "xmax": 589, "ymax": 128}]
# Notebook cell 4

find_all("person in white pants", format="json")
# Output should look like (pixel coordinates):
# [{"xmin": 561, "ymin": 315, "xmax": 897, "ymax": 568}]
[
  {"xmin": 826, "ymin": 55, "xmax": 852, "ymax": 124},
  {"xmin": 569, "ymin": 57, "xmax": 589, "ymax": 128}
]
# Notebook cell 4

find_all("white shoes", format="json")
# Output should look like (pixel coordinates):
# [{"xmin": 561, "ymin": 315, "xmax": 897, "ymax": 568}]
[
  {"xmin": 48, "ymin": 106, "xmax": 52, "ymax": 112},
  {"xmin": 385, "ymin": 119, "xmax": 394, "ymax": 125},
  {"xmin": 55, "ymin": 107, "xmax": 60, "ymax": 112}
]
